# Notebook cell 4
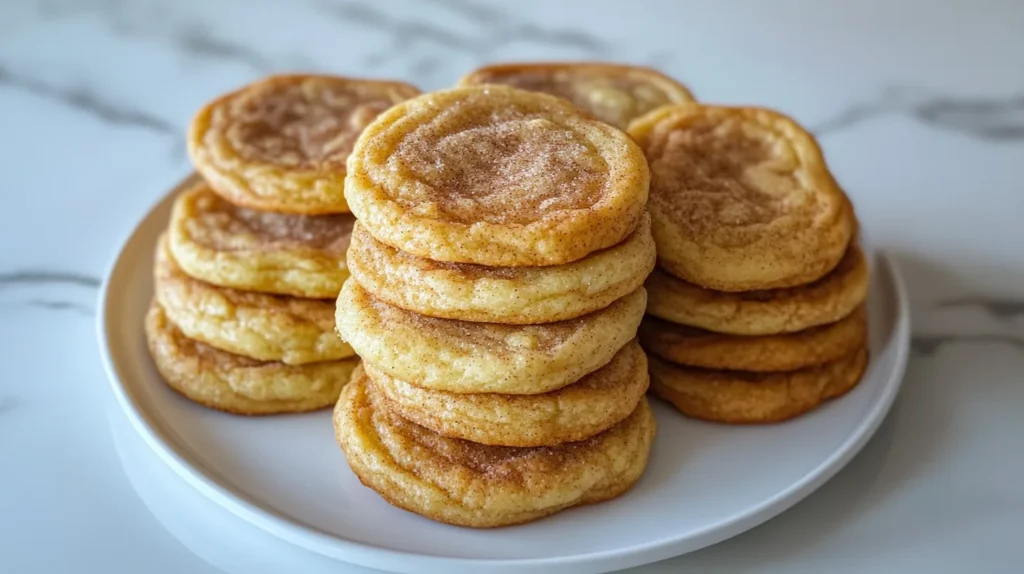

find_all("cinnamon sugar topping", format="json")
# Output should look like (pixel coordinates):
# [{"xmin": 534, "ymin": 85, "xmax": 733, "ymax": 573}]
[
  {"xmin": 387, "ymin": 97, "xmax": 610, "ymax": 225},
  {"xmin": 464, "ymin": 65, "xmax": 694, "ymax": 128},
  {"xmin": 645, "ymin": 116, "xmax": 798, "ymax": 236},
  {"xmin": 212, "ymin": 76, "xmax": 416, "ymax": 170}
]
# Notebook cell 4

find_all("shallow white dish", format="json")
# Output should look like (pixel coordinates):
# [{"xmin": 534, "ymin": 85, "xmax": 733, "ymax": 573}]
[{"xmin": 98, "ymin": 182, "xmax": 910, "ymax": 574}]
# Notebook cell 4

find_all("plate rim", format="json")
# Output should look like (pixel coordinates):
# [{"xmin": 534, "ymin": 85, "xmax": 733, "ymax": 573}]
[{"xmin": 96, "ymin": 183, "xmax": 912, "ymax": 574}]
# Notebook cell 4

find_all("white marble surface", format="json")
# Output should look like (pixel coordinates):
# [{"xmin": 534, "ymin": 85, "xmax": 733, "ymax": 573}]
[{"xmin": 1, "ymin": 0, "xmax": 1022, "ymax": 572}]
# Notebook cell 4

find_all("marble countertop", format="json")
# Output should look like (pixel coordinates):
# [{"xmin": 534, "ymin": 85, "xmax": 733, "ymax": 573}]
[{"xmin": 1, "ymin": 0, "xmax": 1022, "ymax": 572}]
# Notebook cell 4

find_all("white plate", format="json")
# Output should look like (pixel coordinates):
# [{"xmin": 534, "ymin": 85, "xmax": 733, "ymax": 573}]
[{"xmin": 98, "ymin": 182, "xmax": 910, "ymax": 574}]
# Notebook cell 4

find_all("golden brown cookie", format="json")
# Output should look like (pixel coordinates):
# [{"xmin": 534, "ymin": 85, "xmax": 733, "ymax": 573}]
[
  {"xmin": 335, "ymin": 279, "xmax": 646, "ymax": 395},
  {"xmin": 365, "ymin": 339, "xmax": 648, "ymax": 447},
  {"xmin": 648, "ymin": 348, "xmax": 867, "ymax": 424},
  {"xmin": 628, "ymin": 104, "xmax": 855, "ymax": 291},
  {"xmin": 646, "ymin": 243, "xmax": 869, "ymax": 335},
  {"xmin": 188, "ymin": 74, "xmax": 420, "ymax": 214},
  {"xmin": 154, "ymin": 234, "xmax": 354, "ymax": 365},
  {"xmin": 145, "ymin": 302, "xmax": 357, "ymax": 415},
  {"xmin": 347, "ymin": 213, "xmax": 655, "ymax": 324},
  {"xmin": 167, "ymin": 178, "xmax": 353, "ymax": 298},
  {"xmin": 334, "ymin": 367, "xmax": 656, "ymax": 527},
  {"xmin": 345, "ymin": 85, "xmax": 650, "ymax": 266},
  {"xmin": 457, "ymin": 62, "xmax": 695, "ymax": 129},
  {"xmin": 640, "ymin": 305, "xmax": 866, "ymax": 372}
]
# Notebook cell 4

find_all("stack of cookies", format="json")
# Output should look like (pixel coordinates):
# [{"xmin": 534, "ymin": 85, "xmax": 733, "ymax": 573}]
[
  {"xmin": 144, "ymin": 74, "xmax": 420, "ymax": 415},
  {"xmin": 628, "ymin": 105, "xmax": 870, "ymax": 424},
  {"xmin": 333, "ymin": 85, "xmax": 658, "ymax": 527}
]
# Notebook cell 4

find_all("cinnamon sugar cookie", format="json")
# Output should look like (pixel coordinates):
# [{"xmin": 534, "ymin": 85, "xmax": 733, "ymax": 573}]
[
  {"xmin": 345, "ymin": 85, "xmax": 650, "ymax": 266},
  {"xmin": 335, "ymin": 279, "xmax": 646, "ymax": 395},
  {"xmin": 154, "ymin": 234, "xmax": 354, "ymax": 365},
  {"xmin": 459, "ymin": 62, "xmax": 695, "ymax": 129},
  {"xmin": 648, "ymin": 348, "xmax": 867, "ymax": 424},
  {"xmin": 168, "ymin": 178, "xmax": 353, "ymax": 298},
  {"xmin": 646, "ymin": 243, "xmax": 868, "ymax": 335},
  {"xmin": 365, "ymin": 340, "xmax": 648, "ymax": 447},
  {"xmin": 189, "ymin": 74, "xmax": 419, "ymax": 214},
  {"xmin": 640, "ymin": 305, "xmax": 866, "ymax": 372},
  {"xmin": 347, "ymin": 213, "xmax": 655, "ymax": 324},
  {"xmin": 145, "ymin": 302, "xmax": 357, "ymax": 415},
  {"xmin": 629, "ymin": 104, "xmax": 855, "ymax": 291},
  {"xmin": 334, "ymin": 368, "xmax": 656, "ymax": 527}
]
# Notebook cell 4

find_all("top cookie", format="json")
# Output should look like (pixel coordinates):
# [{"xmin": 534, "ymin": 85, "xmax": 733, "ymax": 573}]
[
  {"xmin": 189, "ymin": 74, "xmax": 420, "ymax": 215},
  {"xmin": 628, "ymin": 105, "xmax": 855, "ymax": 291},
  {"xmin": 345, "ymin": 85, "xmax": 650, "ymax": 266},
  {"xmin": 458, "ymin": 62, "xmax": 695, "ymax": 129}
]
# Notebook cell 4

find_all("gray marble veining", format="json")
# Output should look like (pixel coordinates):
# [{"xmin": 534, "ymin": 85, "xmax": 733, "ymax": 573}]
[
  {"xmin": 175, "ymin": 24, "xmax": 290, "ymax": 73},
  {"xmin": 0, "ymin": 271, "xmax": 99, "ymax": 317},
  {"xmin": 32, "ymin": 0, "xmax": 312, "ymax": 72},
  {"xmin": 0, "ymin": 65, "xmax": 178, "ymax": 137},
  {"xmin": 1, "ymin": 300, "xmax": 94, "ymax": 317},
  {"xmin": 935, "ymin": 297, "xmax": 1024, "ymax": 319},
  {"xmin": 0, "ymin": 270, "xmax": 101, "ymax": 290},
  {"xmin": 911, "ymin": 333, "xmax": 1024, "ymax": 356},
  {"xmin": 311, "ymin": 0, "xmax": 617, "ymax": 78},
  {"xmin": 0, "ymin": 395, "xmax": 23, "ymax": 416},
  {"xmin": 813, "ymin": 86, "xmax": 1024, "ymax": 141}
]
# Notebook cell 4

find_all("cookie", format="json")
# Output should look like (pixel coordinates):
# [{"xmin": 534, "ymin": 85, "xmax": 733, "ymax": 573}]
[
  {"xmin": 648, "ymin": 348, "xmax": 867, "ymax": 424},
  {"xmin": 629, "ymin": 104, "xmax": 855, "ymax": 291},
  {"xmin": 458, "ymin": 62, "xmax": 694, "ymax": 129},
  {"xmin": 167, "ymin": 177, "xmax": 353, "ymax": 298},
  {"xmin": 640, "ymin": 305, "xmax": 866, "ymax": 372},
  {"xmin": 347, "ymin": 213, "xmax": 655, "ymax": 324},
  {"xmin": 145, "ymin": 302, "xmax": 357, "ymax": 415},
  {"xmin": 365, "ymin": 340, "xmax": 648, "ymax": 447},
  {"xmin": 335, "ymin": 279, "xmax": 646, "ymax": 395},
  {"xmin": 189, "ymin": 74, "xmax": 419, "ymax": 214},
  {"xmin": 154, "ymin": 234, "xmax": 354, "ymax": 365},
  {"xmin": 646, "ymin": 243, "xmax": 869, "ymax": 335},
  {"xmin": 345, "ymin": 85, "xmax": 650, "ymax": 266},
  {"xmin": 334, "ymin": 368, "xmax": 656, "ymax": 527}
]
